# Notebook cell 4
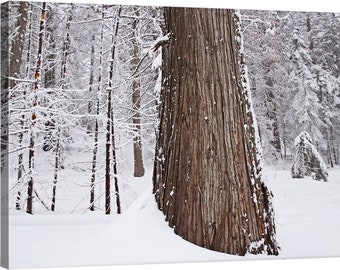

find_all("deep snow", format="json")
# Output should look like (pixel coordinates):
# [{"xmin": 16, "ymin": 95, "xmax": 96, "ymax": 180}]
[{"xmin": 8, "ymin": 164, "xmax": 340, "ymax": 269}]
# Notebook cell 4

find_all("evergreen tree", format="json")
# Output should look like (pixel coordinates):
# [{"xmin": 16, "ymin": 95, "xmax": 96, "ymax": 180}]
[{"xmin": 291, "ymin": 131, "xmax": 328, "ymax": 181}]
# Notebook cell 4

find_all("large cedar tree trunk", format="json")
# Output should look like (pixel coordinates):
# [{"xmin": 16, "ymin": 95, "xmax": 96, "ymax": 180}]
[{"xmin": 153, "ymin": 7, "xmax": 279, "ymax": 256}]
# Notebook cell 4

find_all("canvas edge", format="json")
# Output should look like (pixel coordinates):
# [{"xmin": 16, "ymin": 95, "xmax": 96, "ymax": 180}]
[{"xmin": 1, "ymin": 1, "xmax": 10, "ymax": 269}]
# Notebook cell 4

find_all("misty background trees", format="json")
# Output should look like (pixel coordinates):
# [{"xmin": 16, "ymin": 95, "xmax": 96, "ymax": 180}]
[
  {"xmin": 241, "ymin": 10, "xmax": 340, "ymax": 166},
  {"xmin": 5, "ymin": 2, "xmax": 340, "ymax": 217}
]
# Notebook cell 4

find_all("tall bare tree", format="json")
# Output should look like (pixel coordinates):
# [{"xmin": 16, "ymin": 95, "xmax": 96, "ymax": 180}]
[
  {"xmin": 105, "ymin": 6, "xmax": 122, "ymax": 215},
  {"xmin": 15, "ymin": 3, "xmax": 33, "ymax": 210},
  {"xmin": 153, "ymin": 7, "xmax": 279, "ymax": 255},
  {"xmin": 51, "ymin": 7, "xmax": 73, "ymax": 212},
  {"xmin": 27, "ymin": 1, "xmax": 47, "ymax": 214},
  {"xmin": 131, "ymin": 7, "xmax": 145, "ymax": 177},
  {"xmin": 89, "ymin": 34, "xmax": 100, "ymax": 211}
]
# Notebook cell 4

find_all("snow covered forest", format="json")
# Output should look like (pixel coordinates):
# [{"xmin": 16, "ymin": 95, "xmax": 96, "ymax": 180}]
[
  {"xmin": 241, "ymin": 10, "xmax": 340, "ymax": 166},
  {"xmin": 2, "ymin": 1, "xmax": 340, "ymax": 268},
  {"xmin": 7, "ymin": 2, "xmax": 164, "ymax": 214}
]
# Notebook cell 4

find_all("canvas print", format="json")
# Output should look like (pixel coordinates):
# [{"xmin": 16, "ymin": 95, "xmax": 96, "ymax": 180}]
[{"xmin": 1, "ymin": 1, "xmax": 340, "ymax": 269}]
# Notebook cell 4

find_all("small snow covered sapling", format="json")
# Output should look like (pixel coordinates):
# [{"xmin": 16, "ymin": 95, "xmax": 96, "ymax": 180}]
[{"xmin": 291, "ymin": 131, "xmax": 328, "ymax": 181}]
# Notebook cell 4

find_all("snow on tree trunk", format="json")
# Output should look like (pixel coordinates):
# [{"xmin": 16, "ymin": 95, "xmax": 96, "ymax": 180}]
[
  {"xmin": 89, "ymin": 13, "xmax": 104, "ymax": 212},
  {"xmin": 153, "ymin": 7, "xmax": 279, "ymax": 256},
  {"xmin": 105, "ymin": 6, "xmax": 122, "ymax": 215},
  {"xmin": 50, "ymin": 8, "xmax": 72, "ymax": 212},
  {"xmin": 51, "ymin": 127, "xmax": 61, "ymax": 211},
  {"xmin": 131, "ymin": 7, "xmax": 145, "ymax": 177},
  {"xmin": 27, "ymin": 2, "xmax": 46, "ymax": 215},
  {"xmin": 87, "ymin": 34, "xmax": 96, "ymax": 134},
  {"xmin": 291, "ymin": 131, "xmax": 328, "ymax": 182},
  {"xmin": 105, "ymin": 87, "xmax": 112, "ymax": 215},
  {"xmin": 89, "ymin": 97, "xmax": 99, "ymax": 211},
  {"xmin": 16, "ymin": 3, "xmax": 33, "ymax": 211}
]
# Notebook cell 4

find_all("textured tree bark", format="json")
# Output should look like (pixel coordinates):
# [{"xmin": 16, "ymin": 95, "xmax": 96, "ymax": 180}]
[
  {"xmin": 153, "ymin": 7, "xmax": 279, "ymax": 255},
  {"xmin": 131, "ymin": 7, "xmax": 145, "ymax": 177}
]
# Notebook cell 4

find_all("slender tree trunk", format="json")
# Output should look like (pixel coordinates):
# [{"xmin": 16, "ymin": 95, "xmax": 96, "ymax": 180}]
[
  {"xmin": 104, "ymin": 6, "xmax": 112, "ymax": 215},
  {"xmin": 153, "ymin": 8, "xmax": 279, "ymax": 255},
  {"xmin": 327, "ymin": 141, "xmax": 334, "ymax": 167},
  {"xmin": 90, "ymin": 10, "xmax": 106, "ymax": 211},
  {"xmin": 111, "ymin": 108, "xmax": 121, "ymax": 214},
  {"xmin": 263, "ymin": 60, "xmax": 282, "ymax": 161},
  {"xmin": 50, "ymin": 9, "xmax": 72, "ymax": 212},
  {"xmin": 105, "ymin": 89, "xmax": 112, "ymax": 214},
  {"xmin": 328, "ymin": 125, "xmax": 337, "ymax": 166},
  {"xmin": 330, "ymin": 126, "xmax": 338, "ymax": 165},
  {"xmin": 27, "ymin": 2, "xmax": 47, "ymax": 214},
  {"xmin": 89, "ymin": 33, "xmax": 101, "ymax": 211},
  {"xmin": 51, "ymin": 127, "xmax": 61, "ymax": 211},
  {"xmin": 282, "ymin": 122, "xmax": 288, "ymax": 160},
  {"xmin": 131, "ymin": 7, "xmax": 145, "ymax": 177},
  {"xmin": 16, "ymin": 127, "xmax": 24, "ymax": 210},
  {"xmin": 105, "ymin": 7, "xmax": 122, "ymax": 215},
  {"xmin": 87, "ymin": 35, "xmax": 96, "ymax": 134},
  {"xmin": 16, "ymin": 3, "xmax": 33, "ymax": 210},
  {"xmin": 90, "ymin": 98, "xmax": 100, "ymax": 211},
  {"xmin": 113, "ymin": 8, "xmax": 122, "ymax": 214}
]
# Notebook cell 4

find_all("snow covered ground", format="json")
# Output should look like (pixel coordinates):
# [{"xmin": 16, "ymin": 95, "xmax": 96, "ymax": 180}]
[{"xmin": 8, "ymin": 163, "xmax": 340, "ymax": 269}]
